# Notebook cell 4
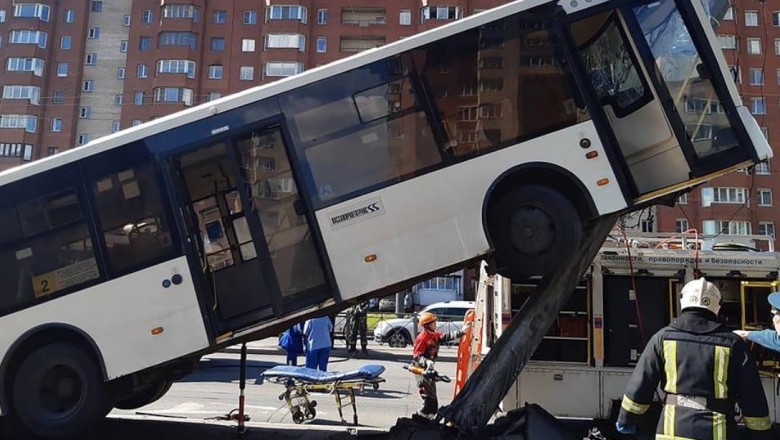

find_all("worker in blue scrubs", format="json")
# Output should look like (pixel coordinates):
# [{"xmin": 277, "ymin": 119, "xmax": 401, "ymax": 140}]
[{"xmin": 734, "ymin": 291, "xmax": 780, "ymax": 351}]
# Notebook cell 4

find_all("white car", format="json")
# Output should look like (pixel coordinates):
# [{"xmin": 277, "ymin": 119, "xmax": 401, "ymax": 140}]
[{"xmin": 373, "ymin": 301, "xmax": 474, "ymax": 348}]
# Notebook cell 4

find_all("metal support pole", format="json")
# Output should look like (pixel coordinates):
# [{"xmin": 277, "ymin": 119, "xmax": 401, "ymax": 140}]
[
  {"xmin": 237, "ymin": 342, "xmax": 248, "ymax": 435},
  {"xmin": 440, "ymin": 215, "xmax": 618, "ymax": 435}
]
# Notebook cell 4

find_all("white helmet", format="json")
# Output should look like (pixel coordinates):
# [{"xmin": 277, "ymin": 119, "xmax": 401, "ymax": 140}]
[{"xmin": 680, "ymin": 277, "xmax": 722, "ymax": 315}]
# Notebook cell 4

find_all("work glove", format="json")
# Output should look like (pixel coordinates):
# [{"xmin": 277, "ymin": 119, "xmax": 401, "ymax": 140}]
[{"xmin": 615, "ymin": 422, "xmax": 636, "ymax": 435}]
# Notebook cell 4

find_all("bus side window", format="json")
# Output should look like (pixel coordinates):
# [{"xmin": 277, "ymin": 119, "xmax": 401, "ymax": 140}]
[{"xmin": 91, "ymin": 164, "xmax": 176, "ymax": 277}]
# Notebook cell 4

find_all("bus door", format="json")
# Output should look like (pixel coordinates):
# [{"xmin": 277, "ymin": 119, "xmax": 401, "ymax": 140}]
[
  {"xmin": 566, "ymin": 0, "xmax": 754, "ymax": 197},
  {"xmin": 167, "ymin": 125, "xmax": 328, "ymax": 333}
]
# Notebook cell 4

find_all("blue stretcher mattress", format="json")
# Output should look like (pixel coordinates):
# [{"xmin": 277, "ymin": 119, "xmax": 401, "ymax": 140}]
[{"xmin": 262, "ymin": 364, "xmax": 385, "ymax": 383}]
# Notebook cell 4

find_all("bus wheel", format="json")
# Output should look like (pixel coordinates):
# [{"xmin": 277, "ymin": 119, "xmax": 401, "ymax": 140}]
[
  {"xmin": 114, "ymin": 380, "xmax": 173, "ymax": 410},
  {"xmin": 11, "ymin": 342, "xmax": 106, "ymax": 438},
  {"xmin": 488, "ymin": 185, "xmax": 582, "ymax": 279}
]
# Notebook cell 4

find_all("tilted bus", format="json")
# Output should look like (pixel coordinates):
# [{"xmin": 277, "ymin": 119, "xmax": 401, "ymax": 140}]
[{"xmin": 0, "ymin": 0, "xmax": 770, "ymax": 436}]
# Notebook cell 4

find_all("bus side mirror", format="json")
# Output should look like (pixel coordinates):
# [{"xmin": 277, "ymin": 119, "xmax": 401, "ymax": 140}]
[{"xmin": 696, "ymin": 63, "xmax": 712, "ymax": 80}]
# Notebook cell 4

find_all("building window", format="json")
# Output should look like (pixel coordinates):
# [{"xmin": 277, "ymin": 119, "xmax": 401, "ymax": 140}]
[
  {"xmin": 47, "ymin": 146, "xmax": 59, "ymax": 156},
  {"xmin": 316, "ymin": 37, "xmax": 327, "ymax": 53},
  {"xmin": 88, "ymin": 27, "xmax": 100, "ymax": 39},
  {"xmin": 724, "ymin": 7, "xmax": 734, "ymax": 20},
  {"xmin": 143, "ymin": 9, "xmax": 152, "ymax": 24},
  {"xmin": 717, "ymin": 35, "xmax": 736, "ymax": 50},
  {"xmin": 756, "ymin": 160, "xmax": 771, "ymax": 175},
  {"xmin": 158, "ymin": 32, "xmax": 198, "ymax": 49},
  {"xmin": 52, "ymin": 90, "xmax": 64, "ymax": 104},
  {"xmin": 208, "ymin": 92, "xmax": 222, "ymax": 101},
  {"xmin": 0, "ymin": 143, "xmax": 31, "ymax": 158},
  {"xmin": 774, "ymin": 11, "xmax": 780, "ymax": 26},
  {"xmin": 400, "ymin": 9, "xmax": 411, "ymax": 25},
  {"xmin": 111, "ymin": 121, "xmax": 120, "ymax": 133},
  {"xmin": 239, "ymin": 66, "xmax": 254, "ymax": 81},
  {"xmin": 117, "ymin": 67, "xmax": 126, "ymax": 79},
  {"xmin": 212, "ymin": 10, "xmax": 227, "ymax": 24},
  {"xmin": 701, "ymin": 187, "xmax": 748, "ymax": 206},
  {"xmin": 759, "ymin": 222, "xmax": 775, "ymax": 238},
  {"xmin": 61, "ymin": 36, "xmax": 71, "ymax": 50},
  {"xmin": 10, "ymin": 30, "xmax": 47, "ymax": 48},
  {"xmin": 675, "ymin": 218, "xmax": 689, "ymax": 233},
  {"xmin": 134, "ymin": 91, "xmax": 144, "ymax": 106},
  {"xmin": 132, "ymin": 119, "xmax": 142, "ymax": 127},
  {"xmin": 0, "ymin": 115, "xmax": 37, "ymax": 133},
  {"xmin": 244, "ymin": 10, "xmax": 257, "ymax": 24},
  {"xmin": 640, "ymin": 219, "xmax": 654, "ymax": 233},
  {"xmin": 120, "ymin": 40, "xmax": 128, "ymax": 52},
  {"xmin": 750, "ymin": 68, "xmax": 764, "ymax": 85},
  {"xmin": 85, "ymin": 54, "xmax": 97, "ymax": 65},
  {"xmin": 153, "ymin": 87, "xmax": 193, "ymax": 106},
  {"xmin": 264, "ymin": 62, "xmax": 304, "ymax": 77},
  {"xmin": 139, "ymin": 36, "xmax": 151, "ymax": 51},
  {"xmin": 3, "ymin": 85, "xmax": 41, "ymax": 105},
  {"xmin": 242, "ymin": 39, "xmax": 256, "ymax": 52},
  {"xmin": 57, "ymin": 62, "xmax": 68, "ymax": 77},
  {"xmin": 421, "ymin": 6, "xmax": 463, "ymax": 23},
  {"xmin": 79, "ymin": 107, "xmax": 91, "ymax": 119},
  {"xmin": 7, "ymin": 58, "xmax": 44, "ymax": 76},
  {"xmin": 64, "ymin": 9, "xmax": 74, "ymax": 22},
  {"xmin": 702, "ymin": 220, "xmax": 751, "ymax": 235},
  {"xmin": 745, "ymin": 10, "xmax": 759, "ymax": 26},
  {"xmin": 677, "ymin": 193, "xmax": 688, "ymax": 204},
  {"xmin": 137, "ymin": 64, "xmax": 148, "ymax": 78},
  {"xmin": 77, "ymin": 134, "xmax": 90, "ymax": 145},
  {"xmin": 265, "ymin": 34, "xmax": 305, "ymax": 51},
  {"xmin": 14, "ymin": 3, "xmax": 50, "ymax": 21},
  {"xmin": 752, "ymin": 97, "xmax": 767, "ymax": 115},
  {"xmin": 317, "ymin": 8, "xmax": 327, "ymax": 24},
  {"xmin": 91, "ymin": 1, "xmax": 102, "ymax": 12},
  {"xmin": 157, "ymin": 59, "xmax": 196, "ymax": 78},
  {"xmin": 51, "ymin": 118, "xmax": 62, "ymax": 132},
  {"xmin": 762, "ymin": 127, "xmax": 769, "ymax": 141},
  {"xmin": 208, "ymin": 65, "xmax": 223, "ymax": 79},
  {"xmin": 747, "ymin": 38, "xmax": 762, "ymax": 54},
  {"xmin": 83, "ymin": 80, "xmax": 94, "ymax": 92},
  {"xmin": 211, "ymin": 38, "xmax": 225, "ymax": 51},
  {"xmin": 114, "ymin": 95, "xmax": 123, "ymax": 105},
  {"xmin": 162, "ymin": 4, "xmax": 200, "ymax": 22},
  {"xmin": 758, "ymin": 189, "xmax": 773, "ymax": 206},
  {"xmin": 123, "ymin": 15, "xmax": 131, "ymax": 26},
  {"xmin": 266, "ymin": 5, "xmax": 307, "ymax": 23}
]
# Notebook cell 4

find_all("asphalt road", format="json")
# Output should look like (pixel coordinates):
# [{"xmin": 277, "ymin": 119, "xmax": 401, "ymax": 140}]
[{"xmin": 0, "ymin": 338, "xmax": 460, "ymax": 439}]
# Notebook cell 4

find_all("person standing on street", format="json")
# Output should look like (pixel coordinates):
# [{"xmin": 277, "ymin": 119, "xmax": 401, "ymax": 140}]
[
  {"xmin": 616, "ymin": 278, "xmax": 771, "ymax": 440},
  {"xmin": 734, "ymin": 291, "xmax": 780, "ymax": 352},
  {"xmin": 411, "ymin": 311, "xmax": 469, "ymax": 420},
  {"xmin": 348, "ymin": 301, "xmax": 370, "ymax": 355},
  {"xmin": 278, "ymin": 323, "xmax": 304, "ymax": 366},
  {"xmin": 303, "ymin": 316, "xmax": 333, "ymax": 371}
]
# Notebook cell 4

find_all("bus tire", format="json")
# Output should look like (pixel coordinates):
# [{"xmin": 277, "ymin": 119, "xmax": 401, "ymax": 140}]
[
  {"xmin": 488, "ymin": 185, "xmax": 582, "ymax": 279},
  {"xmin": 11, "ymin": 341, "xmax": 106, "ymax": 438},
  {"xmin": 114, "ymin": 380, "xmax": 173, "ymax": 410}
]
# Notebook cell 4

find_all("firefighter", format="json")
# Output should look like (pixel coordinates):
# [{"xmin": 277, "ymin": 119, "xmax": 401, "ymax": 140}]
[
  {"xmin": 411, "ymin": 311, "xmax": 469, "ymax": 419},
  {"xmin": 734, "ymin": 291, "xmax": 780, "ymax": 352},
  {"xmin": 348, "ymin": 301, "xmax": 370, "ymax": 354},
  {"xmin": 616, "ymin": 277, "xmax": 772, "ymax": 440}
]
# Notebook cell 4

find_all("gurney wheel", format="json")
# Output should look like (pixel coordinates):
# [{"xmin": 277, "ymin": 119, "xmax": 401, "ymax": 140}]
[
  {"xmin": 309, "ymin": 400, "xmax": 317, "ymax": 408},
  {"xmin": 305, "ymin": 407, "xmax": 316, "ymax": 419},
  {"xmin": 372, "ymin": 382, "xmax": 379, "ymax": 391},
  {"xmin": 292, "ymin": 410, "xmax": 305, "ymax": 424}
]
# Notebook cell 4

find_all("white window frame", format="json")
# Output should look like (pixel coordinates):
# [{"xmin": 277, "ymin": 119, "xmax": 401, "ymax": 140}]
[
  {"xmin": 317, "ymin": 8, "xmax": 327, "ymax": 24},
  {"xmin": 747, "ymin": 38, "xmax": 762, "ymax": 54},
  {"xmin": 745, "ymin": 10, "xmax": 759, "ymax": 26},
  {"xmin": 702, "ymin": 220, "xmax": 752, "ymax": 235},
  {"xmin": 7, "ymin": 57, "xmax": 45, "ymax": 76},
  {"xmin": 111, "ymin": 121, "xmax": 121, "ymax": 133},
  {"xmin": 88, "ymin": 27, "xmax": 100, "ymax": 39},
  {"xmin": 51, "ymin": 118, "xmax": 62, "ymax": 132},
  {"xmin": 85, "ymin": 54, "xmax": 97, "ymax": 65},
  {"xmin": 157, "ymin": 59, "xmax": 196, "ymax": 79},
  {"xmin": 265, "ymin": 34, "xmax": 306, "ymax": 51},
  {"xmin": 83, "ymin": 80, "xmax": 94, "ymax": 92},
  {"xmin": 14, "ymin": 3, "xmax": 50, "ymax": 21},
  {"xmin": 79, "ymin": 107, "xmax": 91, "ymax": 119},
  {"xmin": 123, "ymin": 15, "xmax": 131, "ymax": 26},
  {"xmin": 0, "ymin": 114, "xmax": 37, "ymax": 133},
  {"xmin": 10, "ymin": 30, "xmax": 47, "ymax": 48},
  {"xmin": 266, "ymin": 5, "xmax": 307, "ymax": 24},
  {"xmin": 758, "ymin": 189, "xmax": 773, "ymax": 206},
  {"xmin": 752, "ymin": 97, "xmax": 767, "ymax": 115},
  {"xmin": 137, "ymin": 64, "xmax": 148, "ymax": 78},
  {"xmin": 264, "ymin": 62, "xmax": 304, "ymax": 77},
  {"xmin": 675, "ymin": 218, "xmax": 690, "ymax": 233},
  {"xmin": 400, "ymin": 9, "xmax": 411, "ymax": 25},
  {"xmin": 717, "ymin": 35, "xmax": 736, "ymax": 50},
  {"xmin": 77, "ymin": 134, "xmax": 90, "ymax": 145},
  {"xmin": 239, "ymin": 66, "xmax": 255, "ymax": 81},
  {"xmin": 701, "ymin": 187, "xmax": 748, "ymax": 207},
  {"xmin": 208, "ymin": 65, "xmax": 223, "ymax": 79},
  {"xmin": 242, "ymin": 39, "xmax": 256, "ymax": 52},
  {"xmin": 749, "ymin": 68, "xmax": 764, "ymax": 85},
  {"xmin": 2, "ymin": 85, "xmax": 40, "ymax": 105},
  {"xmin": 244, "ymin": 10, "xmax": 257, "ymax": 24},
  {"xmin": 120, "ymin": 40, "xmax": 128, "ymax": 53},
  {"xmin": 117, "ymin": 67, "xmax": 126, "ymax": 79},
  {"xmin": 677, "ymin": 193, "xmax": 688, "ymax": 204},
  {"xmin": 316, "ymin": 37, "xmax": 327, "ymax": 53},
  {"xmin": 759, "ymin": 221, "xmax": 775, "ymax": 238},
  {"xmin": 756, "ymin": 160, "xmax": 771, "ymax": 175}
]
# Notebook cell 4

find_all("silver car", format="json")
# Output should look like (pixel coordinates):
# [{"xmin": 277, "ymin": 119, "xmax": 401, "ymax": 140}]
[{"xmin": 372, "ymin": 301, "xmax": 474, "ymax": 348}]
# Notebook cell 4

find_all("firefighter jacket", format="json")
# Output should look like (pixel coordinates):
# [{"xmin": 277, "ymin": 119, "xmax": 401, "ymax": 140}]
[{"xmin": 617, "ymin": 309, "xmax": 772, "ymax": 440}]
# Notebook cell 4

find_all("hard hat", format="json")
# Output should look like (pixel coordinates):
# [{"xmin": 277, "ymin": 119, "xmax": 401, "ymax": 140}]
[
  {"xmin": 680, "ymin": 277, "xmax": 722, "ymax": 315},
  {"xmin": 419, "ymin": 312, "xmax": 437, "ymax": 326},
  {"xmin": 768, "ymin": 292, "xmax": 780, "ymax": 311}
]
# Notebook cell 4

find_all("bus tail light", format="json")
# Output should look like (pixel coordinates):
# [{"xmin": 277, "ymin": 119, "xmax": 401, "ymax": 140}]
[
  {"xmin": 364, "ymin": 254, "xmax": 377, "ymax": 263},
  {"xmin": 597, "ymin": 178, "xmax": 609, "ymax": 186},
  {"xmin": 586, "ymin": 151, "xmax": 598, "ymax": 159},
  {"xmin": 151, "ymin": 327, "xmax": 164, "ymax": 335}
]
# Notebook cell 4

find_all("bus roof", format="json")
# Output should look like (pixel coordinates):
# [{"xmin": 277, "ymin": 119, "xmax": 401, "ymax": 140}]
[{"xmin": 0, "ymin": 0, "xmax": 548, "ymax": 187}]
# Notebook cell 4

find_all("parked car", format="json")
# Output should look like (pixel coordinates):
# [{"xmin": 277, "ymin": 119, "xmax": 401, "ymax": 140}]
[
  {"xmin": 378, "ymin": 296, "xmax": 396, "ymax": 312},
  {"xmin": 373, "ymin": 301, "xmax": 474, "ymax": 348}
]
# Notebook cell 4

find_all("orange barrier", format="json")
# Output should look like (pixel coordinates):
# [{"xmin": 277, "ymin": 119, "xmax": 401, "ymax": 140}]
[{"xmin": 453, "ymin": 309, "xmax": 481, "ymax": 398}]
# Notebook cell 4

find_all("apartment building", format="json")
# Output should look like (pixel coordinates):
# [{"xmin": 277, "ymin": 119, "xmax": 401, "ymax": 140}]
[{"xmin": 654, "ymin": 1, "xmax": 780, "ymax": 243}]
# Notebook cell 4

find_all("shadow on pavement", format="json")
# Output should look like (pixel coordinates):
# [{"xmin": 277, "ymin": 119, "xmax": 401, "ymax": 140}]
[{"xmin": 180, "ymin": 357, "xmax": 281, "ymax": 385}]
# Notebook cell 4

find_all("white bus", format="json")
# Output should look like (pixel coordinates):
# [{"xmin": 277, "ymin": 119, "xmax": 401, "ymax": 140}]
[{"xmin": 0, "ymin": 0, "xmax": 770, "ymax": 436}]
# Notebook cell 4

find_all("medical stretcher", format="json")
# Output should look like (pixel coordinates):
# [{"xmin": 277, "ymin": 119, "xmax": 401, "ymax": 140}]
[{"xmin": 262, "ymin": 364, "xmax": 385, "ymax": 425}]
